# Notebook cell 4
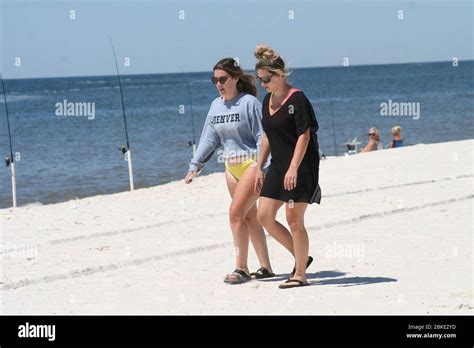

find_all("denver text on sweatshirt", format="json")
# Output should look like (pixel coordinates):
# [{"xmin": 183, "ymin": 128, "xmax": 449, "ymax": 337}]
[{"xmin": 189, "ymin": 92, "xmax": 269, "ymax": 172}]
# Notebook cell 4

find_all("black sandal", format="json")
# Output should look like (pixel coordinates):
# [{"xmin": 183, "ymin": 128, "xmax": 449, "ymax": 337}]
[
  {"xmin": 250, "ymin": 267, "xmax": 276, "ymax": 279},
  {"xmin": 223, "ymin": 269, "xmax": 251, "ymax": 285},
  {"xmin": 289, "ymin": 256, "xmax": 313, "ymax": 279},
  {"xmin": 279, "ymin": 278, "xmax": 309, "ymax": 289}
]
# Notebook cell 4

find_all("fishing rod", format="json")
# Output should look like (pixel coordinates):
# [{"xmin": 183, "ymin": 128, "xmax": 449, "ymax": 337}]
[
  {"xmin": 325, "ymin": 71, "xmax": 338, "ymax": 156},
  {"xmin": 108, "ymin": 37, "xmax": 134, "ymax": 191},
  {"xmin": 1, "ymin": 74, "xmax": 17, "ymax": 207},
  {"xmin": 184, "ymin": 75, "xmax": 197, "ymax": 156},
  {"xmin": 183, "ymin": 70, "xmax": 203, "ymax": 181}
]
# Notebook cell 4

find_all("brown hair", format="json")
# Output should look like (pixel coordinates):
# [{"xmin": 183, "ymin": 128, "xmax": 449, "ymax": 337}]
[
  {"xmin": 254, "ymin": 44, "xmax": 290, "ymax": 77},
  {"xmin": 213, "ymin": 58, "xmax": 257, "ymax": 97}
]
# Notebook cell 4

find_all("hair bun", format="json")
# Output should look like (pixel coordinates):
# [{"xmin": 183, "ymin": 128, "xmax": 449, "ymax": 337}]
[{"xmin": 254, "ymin": 44, "xmax": 279, "ymax": 63}]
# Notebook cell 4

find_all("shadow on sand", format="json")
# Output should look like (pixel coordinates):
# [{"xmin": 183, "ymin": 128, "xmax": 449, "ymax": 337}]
[{"xmin": 259, "ymin": 270, "xmax": 397, "ymax": 287}]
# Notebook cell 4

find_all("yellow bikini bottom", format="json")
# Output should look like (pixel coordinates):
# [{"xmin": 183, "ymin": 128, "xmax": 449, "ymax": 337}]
[{"xmin": 225, "ymin": 158, "xmax": 256, "ymax": 181}]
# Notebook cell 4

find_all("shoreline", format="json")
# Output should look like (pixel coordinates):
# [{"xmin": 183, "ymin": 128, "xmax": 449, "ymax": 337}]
[{"xmin": 1, "ymin": 139, "xmax": 471, "ymax": 211}]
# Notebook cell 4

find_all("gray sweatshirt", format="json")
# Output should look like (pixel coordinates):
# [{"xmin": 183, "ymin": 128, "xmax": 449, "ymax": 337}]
[{"xmin": 189, "ymin": 92, "xmax": 269, "ymax": 172}]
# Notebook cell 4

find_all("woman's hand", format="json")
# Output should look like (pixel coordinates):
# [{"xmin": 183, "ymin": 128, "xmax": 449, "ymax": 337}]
[
  {"xmin": 184, "ymin": 171, "xmax": 197, "ymax": 184},
  {"xmin": 284, "ymin": 166, "xmax": 298, "ymax": 191},
  {"xmin": 254, "ymin": 168, "xmax": 265, "ymax": 194}
]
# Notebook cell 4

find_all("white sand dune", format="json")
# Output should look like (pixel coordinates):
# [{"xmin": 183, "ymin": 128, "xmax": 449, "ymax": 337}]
[{"xmin": 0, "ymin": 139, "xmax": 472, "ymax": 314}]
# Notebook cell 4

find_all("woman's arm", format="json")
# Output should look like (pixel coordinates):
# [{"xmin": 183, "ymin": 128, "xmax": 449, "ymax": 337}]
[
  {"xmin": 186, "ymin": 111, "xmax": 220, "ymax": 183},
  {"xmin": 284, "ymin": 128, "xmax": 311, "ymax": 190},
  {"xmin": 359, "ymin": 141, "xmax": 376, "ymax": 153},
  {"xmin": 254, "ymin": 132, "xmax": 270, "ymax": 194},
  {"xmin": 256, "ymin": 132, "xmax": 271, "ymax": 170}
]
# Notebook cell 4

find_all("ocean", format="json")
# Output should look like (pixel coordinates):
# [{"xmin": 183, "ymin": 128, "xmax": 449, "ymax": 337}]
[{"xmin": 0, "ymin": 60, "xmax": 473, "ymax": 208}]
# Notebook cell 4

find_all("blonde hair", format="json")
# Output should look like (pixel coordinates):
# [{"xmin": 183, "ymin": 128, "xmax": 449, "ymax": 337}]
[
  {"xmin": 391, "ymin": 125, "xmax": 402, "ymax": 136},
  {"xmin": 370, "ymin": 127, "xmax": 380, "ymax": 136},
  {"xmin": 370, "ymin": 127, "xmax": 381, "ymax": 141},
  {"xmin": 254, "ymin": 44, "xmax": 290, "ymax": 77}
]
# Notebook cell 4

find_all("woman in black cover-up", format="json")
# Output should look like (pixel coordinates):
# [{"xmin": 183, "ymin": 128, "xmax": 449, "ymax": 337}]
[{"xmin": 253, "ymin": 44, "xmax": 321, "ymax": 289}]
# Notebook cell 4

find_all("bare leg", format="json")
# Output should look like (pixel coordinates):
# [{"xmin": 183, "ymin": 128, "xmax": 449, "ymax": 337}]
[
  {"xmin": 285, "ymin": 202, "xmax": 309, "ymax": 282},
  {"xmin": 257, "ymin": 197, "xmax": 294, "ymax": 255},
  {"xmin": 245, "ymin": 201, "xmax": 272, "ymax": 272},
  {"xmin": 224, "ymin": 168, "xmax": 273, "ymax": 275},
  {"xmin": 224, "ymin": 170, "xmax": 249, "ymax": 274}
]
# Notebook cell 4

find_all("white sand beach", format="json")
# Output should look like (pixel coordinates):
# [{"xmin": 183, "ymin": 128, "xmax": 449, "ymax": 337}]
[{"xmin": 0, "ymin": 139, "xmax": 472, "ymax": 314}]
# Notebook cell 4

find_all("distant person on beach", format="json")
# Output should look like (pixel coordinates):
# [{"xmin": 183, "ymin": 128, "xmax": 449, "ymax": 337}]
[
  {"xmin": 253, "ymin": 44, "xmax": 321, "ymax": 289},
  {"xmin": 389, "ymin": 125, "xmax": 404, "ymax": 148},
  {"xmin": 184, "ymin": 58, "xmax": 274, "ymax": 284},
  {"xmin": 359, "ymin": 127, "xmax": 382, "ymax": 152}
]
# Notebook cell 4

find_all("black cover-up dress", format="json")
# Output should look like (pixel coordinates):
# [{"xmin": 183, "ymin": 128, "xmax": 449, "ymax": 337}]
[{"xmin": 260, "ymin": 90, "xmax": 321, "ymax": 204}]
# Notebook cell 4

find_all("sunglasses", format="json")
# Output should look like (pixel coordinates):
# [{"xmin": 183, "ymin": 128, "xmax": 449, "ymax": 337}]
[
  {"xmin": 256, "ymin": 74, "xmax": 273, "ymax": 84},
  {"xmin": 368, "ymin": 133, "xmax": 376, "ymax": 136},
  {"xmin": 211, "ymin": 76, "xmax": 229, "ymax": 85}
]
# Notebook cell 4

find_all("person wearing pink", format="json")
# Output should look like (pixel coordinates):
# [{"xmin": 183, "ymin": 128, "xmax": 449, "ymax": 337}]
[{"xmin": 253, "ymin": 45, "xmax": 321, "ymax": 289}]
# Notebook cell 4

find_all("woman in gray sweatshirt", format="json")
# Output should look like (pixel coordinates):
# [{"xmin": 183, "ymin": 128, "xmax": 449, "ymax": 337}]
[{"xmin": 184, "ymin": 58, "xmax": 274, "ymax": 284}]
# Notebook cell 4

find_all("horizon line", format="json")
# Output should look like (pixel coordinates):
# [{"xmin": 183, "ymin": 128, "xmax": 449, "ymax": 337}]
[{"xmin": 2, "ymin": 58, "xmax": 473, "ymax": 81}]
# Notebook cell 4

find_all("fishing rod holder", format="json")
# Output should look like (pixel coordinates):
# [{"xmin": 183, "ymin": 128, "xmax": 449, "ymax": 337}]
[
  {"xmin": 343, "ymin": 137, "xmax": 362, "ymax": 155},
  {"xmin": 188, "ymin": 140, "xmax": 197, "ymax": 157}
]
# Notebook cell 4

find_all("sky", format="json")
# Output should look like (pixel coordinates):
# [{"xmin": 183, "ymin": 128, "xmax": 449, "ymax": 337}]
[{"xmin": 1, "ymin": 0, "xmax": 473, "ymax": 79}]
